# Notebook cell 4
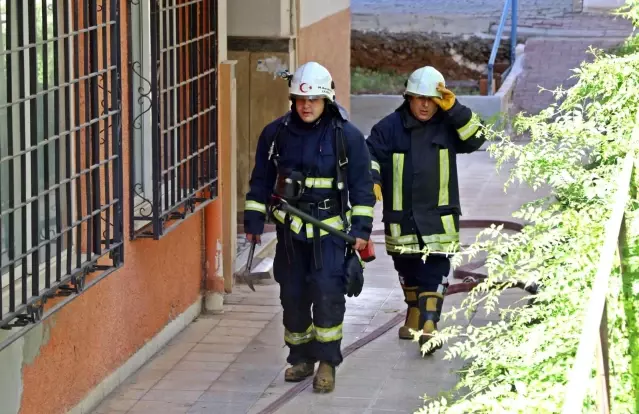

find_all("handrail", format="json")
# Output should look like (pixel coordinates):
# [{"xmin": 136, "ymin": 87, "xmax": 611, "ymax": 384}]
[
  {"xmin": 562, "ymin": 151, "xmax": 636, "ymax": 413},
  {"xmin": 487, "ymin": 0, "xmax": 518, "ymax": 95}
]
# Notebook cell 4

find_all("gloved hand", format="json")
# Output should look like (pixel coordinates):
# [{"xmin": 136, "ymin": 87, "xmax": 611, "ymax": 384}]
[
  {"xmin": 373, "ymin": 183, "xmax": 383, "ymax": 202},
  {"xmin": 431, "ymin": 82, "xmax": 456, "ymax": 111},
  {"xmin": 345, "ymin": 251, "xmax": 364, "ymax": 298}
]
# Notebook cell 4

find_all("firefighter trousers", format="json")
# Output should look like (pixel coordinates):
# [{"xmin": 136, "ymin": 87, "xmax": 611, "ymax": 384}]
[
  {"xmin": 273, "ymin": 231, "xmax": 347, "ymax": 367},
  {"xmin": 393, "ymin": 254, "xmax": 451, "ymax": 330},
  {"xmin": 392, "ymin": 254, "xmax": 450, "ymax": 293}
]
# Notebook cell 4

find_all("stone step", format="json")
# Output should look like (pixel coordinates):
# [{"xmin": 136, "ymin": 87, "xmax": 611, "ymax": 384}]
[
  {"xmin": 234, "ymin": 232, "xmax": 277, "ymax": 274},
  {"xmin": 234, "ymin": 234, "xmax": 277, "ymax": 288},
  {"xmin": 234, "ymin": 256, "xmax": 276, "ymax": 287}
]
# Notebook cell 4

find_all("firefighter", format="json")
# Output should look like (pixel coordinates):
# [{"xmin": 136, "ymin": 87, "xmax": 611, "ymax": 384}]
[
  {"xmin": 366, "ymin": 66, "xmax": 485, "ymax": 353},
  {"xmin": 243, "ymin": 62, "xmax": 375, "ymax": 392}
]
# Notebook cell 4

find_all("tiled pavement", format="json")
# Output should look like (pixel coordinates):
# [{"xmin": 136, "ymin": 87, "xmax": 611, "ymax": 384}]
[{"xmin": 92, "ymin": 150, "xmax": 541, "ymax": 414}]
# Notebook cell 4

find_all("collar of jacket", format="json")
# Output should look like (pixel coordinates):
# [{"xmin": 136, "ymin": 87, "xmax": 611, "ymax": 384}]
[{"xmin": 397, "ymin": 99, "xmax": 445, "ymax": 130}]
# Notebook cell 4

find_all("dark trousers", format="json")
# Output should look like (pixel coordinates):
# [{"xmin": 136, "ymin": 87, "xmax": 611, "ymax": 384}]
[
  {"xmin": 392, "ymin": 254, "xmax": 451, "ymax": 294},
  {"xmin": 393, "ymin": 254, "xmax": 451, "ymax": 330},
  {"xmin": 273, "ymin": 232, "xmax": 347, "ymax": 367}
]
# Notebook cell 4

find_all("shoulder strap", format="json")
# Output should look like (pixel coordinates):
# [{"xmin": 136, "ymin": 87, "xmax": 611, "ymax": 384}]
[
  {"xmin": 333, "ymin": 118, "xmax": 349, "ymax": 228},
  {"xmin": 268, "ymin": 112, "xmax": 291, "ymax": 166}
]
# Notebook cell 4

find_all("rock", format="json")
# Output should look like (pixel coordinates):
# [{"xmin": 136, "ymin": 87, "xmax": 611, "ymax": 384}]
[{"xmin": 352, "ymin": 30, "xmax": 511, "ymax": 80}]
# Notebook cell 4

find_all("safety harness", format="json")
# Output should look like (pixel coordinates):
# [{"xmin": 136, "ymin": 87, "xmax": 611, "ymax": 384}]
[{"xmin": 267, "ymin": 110, "xmax": 350, "ymax": 270}]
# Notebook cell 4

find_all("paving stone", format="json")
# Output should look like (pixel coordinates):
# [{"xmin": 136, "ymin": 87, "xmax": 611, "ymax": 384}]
[
  {"xmin": 152, "ymin": 377, "xmax": 218, "ymax": 392},
  {"xmin": 198, "ymin": 390, "xmax": 263, "ymax": 403},
  {"xmin": 140, "ymin": 390, "xmax": 204, "ymax": 404},
  {"xmin": 199, "ymin": 333, "xmax": 255, "ymax": 346},
  {"xmin": 128, "ymin": 400, "xmax": 192, "ymax": 414},
  {"xmin": 373, "ymin": 397, "xmax": 426, "ymax": 412},
  {"xmin": 92, "ymin": 397, "xmax": 138, "ymax": 413},
  {"xmin": 312, "ymin": 396, "xmax": 373, "ymax": 408},
  {"xmin": 182, "ymin": 352, "xmax": 238, "ymax": 363},
  {"xmin": 187, "ymin": 401, "xmax": 254, "ymax": 414},
  {"xmin": 191, "ymin": 343, "xmax": 247, "ymax": 354},
  {"xmin": 122, "ymin": 368, "xmax": 168, "ymax": 391},
  {"xmin": 172, "ymin": 360, "xmax": 231, "ymax": 372}
]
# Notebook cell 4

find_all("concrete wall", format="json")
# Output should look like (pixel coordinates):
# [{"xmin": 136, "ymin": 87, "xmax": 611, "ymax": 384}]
[
  {"xmin": 219, "ymin": 0, "xmax": 228, "ymax": 61},
  {"xmin": 230, "ymin": 0, "xmax": 353, "ymax": 215},
  {"xmin": 297, "ymin": 0, "xmax": 351, "ymax": 110},
  {"xmin": 227, "ymin": 0, "xmax": 292, "ymax": 37},
  {"xmin": 582, "ymin": 0, "xmax": 625, "ymax": 10},
  {"xmin": 0, "ymin": 1, "xmax": 228, "ymax": 413}
]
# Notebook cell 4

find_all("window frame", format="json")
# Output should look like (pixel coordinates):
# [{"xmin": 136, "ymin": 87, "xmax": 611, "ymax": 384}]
[
  {"xmin": 0, "ymin": 0, "xmax": 124, "ymax": 351},
  {"xmin": 128, "ymin": 0, "xmax": 219, "ymax": 240}
]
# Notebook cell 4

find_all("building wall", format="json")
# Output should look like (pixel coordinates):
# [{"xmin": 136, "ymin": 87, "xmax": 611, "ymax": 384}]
[
  {"xmin": 582, "ymin": 0, "xmax": 624, "ymax": 10},
  {"xmin": 297, "ymin": 0, "xmax": 351, "ymax": 112},
  {"xmin": 231, "ymin": 0, "xmax": 352, "ymax": 213},
  {"xmin": 0, "ymin": 1, "xmax": 227, "ymax": 413},
  {"xmin": 227, "ymin": 0, "xmax": 292, "ymax": 37}
]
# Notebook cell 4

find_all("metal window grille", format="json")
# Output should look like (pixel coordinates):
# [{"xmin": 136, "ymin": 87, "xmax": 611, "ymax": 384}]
[
  {"xmin": 129, "ymin": 0, "xmax": 218, "ymax": 239},
  {"xmin": 0, "ymin": 0, "xmax": 123, "ymax": 350}
]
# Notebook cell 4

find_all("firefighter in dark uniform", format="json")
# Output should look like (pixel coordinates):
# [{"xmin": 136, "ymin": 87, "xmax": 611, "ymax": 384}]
[
  {"xmin": 243, "ymin": 62, "xmax": 375, "ymax": 392},
  {"xmin": 366, "ymin": 65, "xmax": 485, "ymax": 353}
]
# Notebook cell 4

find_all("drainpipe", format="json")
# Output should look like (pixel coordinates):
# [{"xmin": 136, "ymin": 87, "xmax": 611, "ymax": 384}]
[
  {"xmin": 204, "ymin": 201, "xmax": 224, "ymax": 313},
  {"xmin": 203, "ymin": 61, "xmax": 237, "ymax": 313}
]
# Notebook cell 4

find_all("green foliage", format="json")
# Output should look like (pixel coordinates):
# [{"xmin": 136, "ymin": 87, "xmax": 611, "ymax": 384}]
[
  {"xmin": 351, "ymin": 67, "xmax": 408, "ymax": 94},
  {"xmin": 350, "ymin": 67, "xmax": 480, "ymax": 95},
  {"xmin": 416, "ymin": 4, "xmax": 639, "ymax": 413},
  {"xmin": 609, "ymin": 34, "xmax": 639, "ymax": 57}
]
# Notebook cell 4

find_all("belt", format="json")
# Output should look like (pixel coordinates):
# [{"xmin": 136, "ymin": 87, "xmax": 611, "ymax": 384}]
[
  {"xmin": 293, "ymin": 198, "xmax": 340, "ymax": 271},
  {"xmin": 296, "ymin": 198, "xmax": 340, "ymax": 214}
]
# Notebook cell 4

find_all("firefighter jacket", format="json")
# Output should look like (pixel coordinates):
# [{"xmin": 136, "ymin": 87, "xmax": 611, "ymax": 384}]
[
  {"xmin": 244, "ymin": 106, "xmax": 375, "ymax": 243},
  {"xmin": 366, "ymin": 100, "xmax": 485, "ymax": 256}
]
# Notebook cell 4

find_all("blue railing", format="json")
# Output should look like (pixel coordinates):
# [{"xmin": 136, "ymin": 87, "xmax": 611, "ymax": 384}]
[{"xmin": 487, "ymin": 0, "xmax": 518, "ymax": 95}]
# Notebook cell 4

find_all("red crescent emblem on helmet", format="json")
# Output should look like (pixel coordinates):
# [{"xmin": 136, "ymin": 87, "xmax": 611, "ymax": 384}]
[{"xmin": 299, "ymin": 82, "xmax": 311, "ymax": 93}]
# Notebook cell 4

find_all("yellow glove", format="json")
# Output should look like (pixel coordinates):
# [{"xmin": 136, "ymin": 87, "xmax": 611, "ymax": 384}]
[
  {"xmin": 431, "ymin": 82, "xmax": 456, "ymax": 111},
  {"xmin": 373, "ymin": 184, "xmax": 383, "ymax": 202}
]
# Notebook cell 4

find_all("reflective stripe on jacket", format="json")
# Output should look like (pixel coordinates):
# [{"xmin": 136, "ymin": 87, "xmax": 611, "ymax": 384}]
[
  {"xmin": 366, "ymin": 100, "xmax": 485, "ymax": 255},
  {"xmin": 244, "ymin": 108, "xmax": 375, "ymax": 242}
]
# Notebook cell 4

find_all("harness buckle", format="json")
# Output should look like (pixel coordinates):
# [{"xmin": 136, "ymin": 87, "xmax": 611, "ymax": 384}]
[
  {"xmin": 339, "ymin": 157, "xmax": 349, "ymax": 168},
  {"xmin": 317, "ymin": 199, "xmax": 334, "ymax": 211}
]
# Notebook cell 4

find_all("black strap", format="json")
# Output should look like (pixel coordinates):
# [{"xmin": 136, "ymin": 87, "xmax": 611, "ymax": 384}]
[
  {"xmin": 267, "ymin": 112, "xmax": 291, "ymax": 167},
  {"xmin": 271, "ymin": 116, "xmax": 348, "ymax": 270},
  {"xmin": 296, "ymin": 199, "xmax": 340, "ymax": 215},
  {"xmin": 333, "ymin": 119, "xmax": 349, "ymax": 230},
  {"xmin": 313, "ymin": 223, "xmax": 323, "ymax": 270},
  {"xmin": 283, "ymin": 215, "xmax": 294, "ymax": 264},
  {"xmin": 266, "ymin": 114, "xmax": 291, "ymax": 226}
]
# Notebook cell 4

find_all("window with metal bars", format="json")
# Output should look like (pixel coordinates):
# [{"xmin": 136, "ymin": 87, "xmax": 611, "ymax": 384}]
[
  {"xmin": 0, "ymin": 0, "xmax": 123, "ymax": 350},
  {"xmin": 128, "ymin": 0, "xmax": 218, "ymax": 239}
]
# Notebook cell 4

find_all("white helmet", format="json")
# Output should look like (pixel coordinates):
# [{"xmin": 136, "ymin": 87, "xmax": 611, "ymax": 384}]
[
  {"xmin": 404, "ymin": 66, "xmax": 445, "ymax": 99},
  {"xmin": 289, "ymin": 62, "xmax": 335, "ymax": 102}
]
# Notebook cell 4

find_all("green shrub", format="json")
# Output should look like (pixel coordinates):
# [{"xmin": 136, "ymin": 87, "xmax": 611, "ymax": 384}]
[
  {"xmin": 350, "ymin": 67, "xmax": 480, "ymax": 95},
  {"xmin": 416, "ymin": 3, "xmax": 639, "ymax": 413}
]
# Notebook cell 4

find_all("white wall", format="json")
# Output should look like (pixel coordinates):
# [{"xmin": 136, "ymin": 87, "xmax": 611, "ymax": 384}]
[
  {"xmin": 299, "ymin": 0, "xmax": 349, "ymax": 28},
  {"xmin": 227, "ymin": 0, "xmax": 292, "ymax": 37},
  {"xmin": 218, "ymin": 0, "xmax": 227, "ymax": 61},
  {"xmin": 582, "ymin": 0, "xmax": 625, "ymax": 11}
]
